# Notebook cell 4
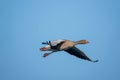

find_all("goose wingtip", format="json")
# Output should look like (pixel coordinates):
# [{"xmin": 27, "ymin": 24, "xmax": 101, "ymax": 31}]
[{"xmin": 93, "ymin": 60, "xmax": 99, "ymax": 63}]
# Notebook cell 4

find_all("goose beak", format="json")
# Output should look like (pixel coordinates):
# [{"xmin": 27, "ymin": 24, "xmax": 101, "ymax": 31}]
[{"xmin": 85, "ymin": 40, "xmax": 89, "ymax": 44}]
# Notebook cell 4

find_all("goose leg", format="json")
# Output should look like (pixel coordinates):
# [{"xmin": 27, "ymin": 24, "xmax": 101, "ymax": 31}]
[{"xmin": 43, "ymin": 51, "xmax": 55, "ymax": 57}]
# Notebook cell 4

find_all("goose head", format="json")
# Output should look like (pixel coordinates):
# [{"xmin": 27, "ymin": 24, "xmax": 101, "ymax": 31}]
[
  {"xmin": 81, "ymin": 40, "xmax": 89, "ymax": 44},
  {"xmin": 76, "ymin": 40, "xmax": 89, "ymax": 44}
]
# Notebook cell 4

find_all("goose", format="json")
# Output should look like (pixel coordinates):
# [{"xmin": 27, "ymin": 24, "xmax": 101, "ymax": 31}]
[{"xmin": 40, "ymin": 39, "xmax": 98, "ymax": 62}]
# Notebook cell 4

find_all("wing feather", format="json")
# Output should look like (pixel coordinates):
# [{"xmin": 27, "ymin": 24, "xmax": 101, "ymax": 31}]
[{"xmin": 64, "ymin": 46, "xmax": 98, "ymax": 62}]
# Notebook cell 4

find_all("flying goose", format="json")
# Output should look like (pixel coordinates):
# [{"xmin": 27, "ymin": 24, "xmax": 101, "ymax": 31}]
[{"xmin": 40, "ymin": 39, "xmax": 98, "ymax": 62}]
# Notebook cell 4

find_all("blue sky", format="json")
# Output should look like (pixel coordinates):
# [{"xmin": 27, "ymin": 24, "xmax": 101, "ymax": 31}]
[{"xmin": 0, "ymin": 0, "xmax": 120, "ymax": 80}]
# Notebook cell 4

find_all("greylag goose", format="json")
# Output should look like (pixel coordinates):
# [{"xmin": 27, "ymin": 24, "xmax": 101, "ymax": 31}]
[{"xmin": 40, "ymin": 39, "xmax": 98, "ymax": 62}]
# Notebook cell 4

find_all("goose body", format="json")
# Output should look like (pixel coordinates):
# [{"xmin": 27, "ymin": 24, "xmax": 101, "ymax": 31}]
[{"xmin": 40, "ymin": 39, "xmax": 98, "ymax": 62}]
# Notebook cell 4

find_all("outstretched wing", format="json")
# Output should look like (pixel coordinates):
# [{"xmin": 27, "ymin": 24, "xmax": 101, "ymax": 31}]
[
  {"xmin": 51, "ymin": 41, "xmax": 65, "ymax": 50},
  {"xmin": 42, "ymin": 40, "xmax": 65, "ymax": 50},
  {"xmin": 64, "ymin": 46, "xmax": 98, "ymax": 62}
]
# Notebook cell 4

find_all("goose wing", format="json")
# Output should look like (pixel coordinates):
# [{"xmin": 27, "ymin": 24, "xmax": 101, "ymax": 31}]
[
  {"xmin": 64, "ymin": 46, "xmax": 98, "ymax": 62},
  {"xmin": 50, "ymin": 41, "xmax": 65, "ymax": 50}
]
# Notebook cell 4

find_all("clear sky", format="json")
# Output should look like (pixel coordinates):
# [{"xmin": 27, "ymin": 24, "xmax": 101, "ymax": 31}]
[{"xmin": 0, "ymin": 0, "xmax": 120, "ymax": 80}]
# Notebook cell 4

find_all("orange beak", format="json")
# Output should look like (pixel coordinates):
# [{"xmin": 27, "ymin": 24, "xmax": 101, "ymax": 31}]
[
  {"xmin": 85, "ymin": 40, "xmax": 89, "ymax": 44},
  {"xmin": 79, "ymin": 40, "xmax": 89, "ymax": 44}
]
